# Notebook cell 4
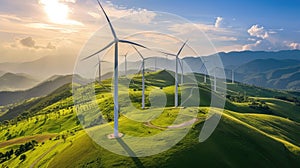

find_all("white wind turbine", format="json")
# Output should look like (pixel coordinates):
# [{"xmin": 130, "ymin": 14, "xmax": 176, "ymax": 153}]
[
  {"xmin": 133, "ymin": 46, "xmax": 150, "ymax": 109},
  {"xmin": 214, "ymin": 68, "xmax": 217, "ymax": 92},
  {"xmin": 120, "ymin": 52, "xmax": 128, "ymax": 77},
  {"xmin": 96, "ymin": 55, "xmax": 108, "ymax": 83},
  {"xmin": 212, "ymin": 67, "xmax": 223, "ymax": 92},
  {"xmin": 82, "ymin": 0, "xmax": 147, "ymax": 138},
  {"xmin": 178, "ymin": 59, "xmax": 184, "ymax": 85},
  {"xmin": 199, "ymin": 59, "xmax": 208, "ymax": 83},
  {"xmin": 231, "ymin": 68, "xmax": 235, "ymax": 84},
  {"xmin": 161, "ymin": 40, "xmax": 188, "ymax": 107}
]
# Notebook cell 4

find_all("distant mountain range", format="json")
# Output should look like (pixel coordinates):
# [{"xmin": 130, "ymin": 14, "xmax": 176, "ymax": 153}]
[
  {"xmin": 0, "ymin": 70, "xmax": 5, "ymax": 76},
  {"xmin": 0, "ymin": 50, "xmax": 300, "ymax": 92},
  {"xmin": 235, "ymin": 59, "xmax": 300, "ymax": 90},
  {"xmin": 216, "ymin": 50, "xmax": 300, "ymax": 68},
  {"xmin": 0, "ymin": 72, "xmax": 39, "ymax": 91},
  {"xmin": 0, "ymin": 74, "xmax": 86, "ymax": 106},
  {"xmin": 0, "ymin": 54, "xmax": 76, "ymax": 80}
]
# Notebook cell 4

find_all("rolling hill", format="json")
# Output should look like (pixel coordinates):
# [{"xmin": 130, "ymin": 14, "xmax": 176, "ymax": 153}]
[{"xmin": 0, "ymin": 69, "xmax": 300, "ymax": 167}]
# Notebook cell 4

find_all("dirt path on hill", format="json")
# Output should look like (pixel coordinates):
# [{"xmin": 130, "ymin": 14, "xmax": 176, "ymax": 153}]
[
  {"xmin": 0, "ymin": 134, "xmax": 57, "ymax": 148},
  {"xmin": 30, "ymin": 142, "xmax": 62, "ymax": 168},
  {"xmin": 144, "ymin": 118, "xmax": 198, "ymax": 130}
]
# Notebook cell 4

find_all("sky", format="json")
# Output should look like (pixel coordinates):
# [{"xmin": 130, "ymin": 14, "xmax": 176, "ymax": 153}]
[{"xmin": 0, "ymin": 0, "xmax": 299, "ymax": 63}]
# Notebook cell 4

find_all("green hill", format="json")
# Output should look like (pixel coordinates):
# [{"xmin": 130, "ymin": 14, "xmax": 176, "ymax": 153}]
[{"xmin": 0, "ymin": 70, "xmax": 300, "ymax": 167}]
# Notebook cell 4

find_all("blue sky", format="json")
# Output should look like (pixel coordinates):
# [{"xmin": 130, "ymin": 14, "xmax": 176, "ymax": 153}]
[
  {"xmin": 0, "ymin": 0, "xmax": 299, "ymax": 63},
  {"xmin": 110, "ymin": 0, "xmax": 300, "ymax": 27}
]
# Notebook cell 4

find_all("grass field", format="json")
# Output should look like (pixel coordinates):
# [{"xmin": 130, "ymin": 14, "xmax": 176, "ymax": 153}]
[{"xmin": 1, "ymin": 70, "xmax": 300, "ymax": 167}]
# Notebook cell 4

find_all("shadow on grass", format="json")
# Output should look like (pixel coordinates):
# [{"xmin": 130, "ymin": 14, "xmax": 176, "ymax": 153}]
[{"xmin": 116, "ymin": 138, "xmax": 145, "ymax": 168}]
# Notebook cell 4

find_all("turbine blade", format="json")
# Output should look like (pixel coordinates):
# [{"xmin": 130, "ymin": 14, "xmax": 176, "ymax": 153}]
[
  {"xmin": 81, "ymin": 41, "xmax": 114, "ymax": 61},
  {"xmin": 96, "ymin": 0, "xmax": 117, "ymax": 39},
  {"xmin": 132, "ymin": 45, "xmax": 144, "ymax": 59},
  {"xmin": 119, "ymin": 40, "xmax": 147, "ymax": 49},
  {"xmin": 176, "ymin": 40, "xmax": 188, "ymax": 56},
  {"xmin": 159, "ymin": 50, "xmax": 177, "ymax": 57}
]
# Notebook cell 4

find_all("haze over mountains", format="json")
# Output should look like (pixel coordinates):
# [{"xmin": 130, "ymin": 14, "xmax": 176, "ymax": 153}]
[
  {"xmin": 0, "ymin": 50, "xmax": 300, "ymax": 92},
  {"xmin": 1, "ymin": 50, "xmax": 299, "ymax": 78},
  {"xmin": 0, "ymin": 74, "xmax": 86, "ymax": 106},
  {"xmin": 0, "ymin": 73, "xmax": 39, "ymax": 91}
]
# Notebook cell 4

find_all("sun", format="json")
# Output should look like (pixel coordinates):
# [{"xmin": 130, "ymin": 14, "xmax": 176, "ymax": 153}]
[{"xmin": 39, "ymin": 0, "xmax": 70, "ymax": 24}]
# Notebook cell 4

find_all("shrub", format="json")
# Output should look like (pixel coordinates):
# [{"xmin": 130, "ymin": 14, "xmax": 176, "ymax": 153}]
[{"xmin": 20, "ymin": 154, "xmax": 26, "ymax": 162}]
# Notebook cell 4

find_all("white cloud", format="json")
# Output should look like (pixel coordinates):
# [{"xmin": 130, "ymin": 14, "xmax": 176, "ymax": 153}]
[
  {"xmin": 87, "ymin": 2, "xmax": 156, "ymax": 24},
  {"xmin": 214, "ymin": 17, "xmax": 223, "ymax": 28},
  {"xmin": 242, "ymin": 40, "xmax": 262, "ymax": 50},
  {"xmin": 247, "ymin": 38, "xmax": 256, "ymax": 41},
  {"xmin": 215, "ymin": 36, "xmax": 237, "ymax": 41},
  {"xmin": 288, "ymin": 42, "xmax": 300, "ymax": 50},
  {"xmin": 169, "ymin": 22, "xmax": 230, "ymax": 35},
  {"xmin": 247, "ymin": 24, "xmax": 269, "ymax": 39},
  {"xmin": 18, "ymin": 37, "xmax": 56, "ymax": 50}
]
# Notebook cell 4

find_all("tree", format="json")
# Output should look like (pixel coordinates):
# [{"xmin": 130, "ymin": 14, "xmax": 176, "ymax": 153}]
[
  {"xmin": 20, "ymin": 154, "xmax": 26, "ymax": 162},
  {"xmin": 61, "ymin": 134, "xmax": 66, "ymax": 143}
]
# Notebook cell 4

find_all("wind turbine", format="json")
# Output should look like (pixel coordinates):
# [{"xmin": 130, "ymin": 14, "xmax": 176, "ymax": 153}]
[
  {"xmin": 231, "ymin": 69, "xmax": 235, "ymax": 84},
  {"xmin": 212, "ymin": 67, "xmax": 224, "ymax": 92},
  {"xmin": 82, "ymin": 0, "xmax": 147, "ymax": 138},
  {"xmin": 161, "ymin": 40, "xmax": 188, "ymax": 107},
  {"xmin": 178, "ymin": 59, "xmax": 184, "ymax": 85},
  {"xmin": 213, "ymin": 68, "xmax": 217, "ymax": 92},
  {"xmin": 96, "ymin": 55, "xmax": 108, "ymax": 83},
  {"xmin": 199, "ymin": 59, "xmax": 208, "ymax": 83},
  {"xmin": 154, "ymin": 57, "xmax": 157, "ymax": 71},
  {"xmin": 120, "ymin": 52, "xmax": 128, "ymax": 77},
  {"xmin": 133, "ymin": 46, "xmax": 150, "ymax": 109}
]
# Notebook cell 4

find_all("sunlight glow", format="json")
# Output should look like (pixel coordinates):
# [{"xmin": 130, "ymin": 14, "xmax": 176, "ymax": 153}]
[{"xmin": 39, "ymin": 0, "xmax": 70, "ymax": 24}]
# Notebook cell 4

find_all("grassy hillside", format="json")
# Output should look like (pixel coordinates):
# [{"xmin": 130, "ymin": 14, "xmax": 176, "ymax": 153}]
[{"xmin": 0, "ymin": 70, "xmax": 300, "ymax": 167}]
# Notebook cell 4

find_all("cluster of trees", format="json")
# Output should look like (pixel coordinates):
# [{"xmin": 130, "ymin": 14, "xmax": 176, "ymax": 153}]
[
  {"xmin": 274, "ymin": 96, "xmax": 300, "ymax": 106},
  {"xmin": 226, "ymin": 93, "xmax": 249, "ymax": 103},
  {"xmin": 248, "ymin": 100, "xmax": 272, "ymax": 114},
  {"xmin": 0, "ymin": 149, "xmax": 13, "ymax": 163},
  {"xmin": 14, "ymin": 140, "xmax": 38, "ymax": 156},
  {"xmin": 0, "ymin": 140, "xmax": 37, "ymax": 163}
]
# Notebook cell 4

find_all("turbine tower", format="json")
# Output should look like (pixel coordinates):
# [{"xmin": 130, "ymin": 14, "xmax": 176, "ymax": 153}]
[
  {"xmin": 231, "ymin": 69, "xmax": 235, "ymax": 84},
  {"xmin": 162, "ymin": 40, "xmax": 188, "ymax": 107},
  {"xmin": 133, "ymin": 46, "xmax": 149, "ymax": 109},
  {"xmin": 96, "ymin": 55, "xmax": 108, "ymax": 83},
  {"xmin": 199, "ymin": 59, "xmax": 208, "ymax": 83},
  {"xmin": 82, "ymin": 0, "xmax": 147, "ymax": 138},
  {"xmin": 120, "ymin": 52, "xmax": 128, "ymax": 77},
  {"xmin": 154, "ymin": 57, "xmax": 157, "ymax": 71},
  {"xmin": 178, "ymin": 59, "xmax": 184, "ymax": 85},
  {"xmin": 214, "ymin": 68, "xmax": 217, "ymax": 92}
]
